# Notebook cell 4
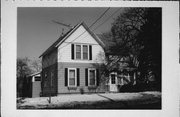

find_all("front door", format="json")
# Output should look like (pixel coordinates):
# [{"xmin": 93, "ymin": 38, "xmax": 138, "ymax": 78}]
[{"xmin": 109, "ymin": 73, "xmax": 118, "ymax": 92}]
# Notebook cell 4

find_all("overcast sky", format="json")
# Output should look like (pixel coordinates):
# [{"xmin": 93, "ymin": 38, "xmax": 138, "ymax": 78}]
[{"xmin": 17, "ymin": 7, "xmax": 124, "ymax": 60}]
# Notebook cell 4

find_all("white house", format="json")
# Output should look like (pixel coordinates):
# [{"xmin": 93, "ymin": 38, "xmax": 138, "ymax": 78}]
[{"xmin": 39, "ymin": 21, "xmax": 137, "ymax": 96}]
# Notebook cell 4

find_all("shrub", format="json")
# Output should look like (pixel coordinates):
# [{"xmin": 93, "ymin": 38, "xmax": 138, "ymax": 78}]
[
  {"xmin": 79, "ymin": 88, "xmax": 84, "ymax": 94},
  {"xmin": 120, "ymin": 83, "xmax": 149, "ymax": 92}
]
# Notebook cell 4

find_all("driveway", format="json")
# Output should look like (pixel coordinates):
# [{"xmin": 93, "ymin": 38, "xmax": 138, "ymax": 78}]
[{"xmin": 17, "ymin": 91, "xmax": 161, "ymax": 109}]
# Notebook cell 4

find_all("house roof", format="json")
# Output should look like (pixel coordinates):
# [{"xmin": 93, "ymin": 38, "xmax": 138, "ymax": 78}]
[
  {"xmin": 28, "ymin": 71, "xmax": 41, "ymax": 77},
  {"xmin": 39, "ymin": 21, "xmax": 105, "ymax": 58},
  {"xmin": 96, "ymin": 34, "xmax": 116, "ymax": 52}
]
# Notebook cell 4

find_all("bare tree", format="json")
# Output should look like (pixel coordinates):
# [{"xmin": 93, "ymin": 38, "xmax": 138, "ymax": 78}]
[
  {"xmin": 30, "ymin": 59, "xmax": 42, "ymax": 73},
  {"xmin": 99, "ymin": 8, "xmax": 162, "ymax": 91},
  {"xmin": 17, "ymin": 57, "xmax": 32, "ymax": 97}
]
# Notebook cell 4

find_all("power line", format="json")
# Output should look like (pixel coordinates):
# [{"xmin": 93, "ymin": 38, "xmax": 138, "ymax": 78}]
[
  {"xmin": 74, "ymin": 8, "xmax": 121, "ymax": 42},
  {"xmin": 57, "ymin": 7, "xmax": 110, "ymax": 49},
  {"xmin": 89, "ymin": 8, "xmax": 110, "ymax": 28},
  {"xmin": 92, "ymin": 8, "xmax": 121, "ymax": 32}
]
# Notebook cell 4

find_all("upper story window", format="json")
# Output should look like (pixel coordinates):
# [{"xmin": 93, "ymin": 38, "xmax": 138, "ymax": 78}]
[
  {"xmin": 83, "ymin": 45, "xmax": 88, "ymax": 60},
  {"xmin": 72, "ymin": 44, "xmax": 92, "ymax": 60},
  {"xmin": 76, "ymin": 45, "xmax": 81, "ymax": 59}
]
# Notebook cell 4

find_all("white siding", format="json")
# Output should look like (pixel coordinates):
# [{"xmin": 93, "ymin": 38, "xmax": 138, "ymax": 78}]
[{"xmin": 58, "ymin": 25, "xmax": 105, "ymax": 63}]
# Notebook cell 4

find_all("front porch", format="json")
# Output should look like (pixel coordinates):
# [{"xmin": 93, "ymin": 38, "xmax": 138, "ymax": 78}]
[{"xmin": 108, "ymin": 68, "xmax": 137, "ymax": 92}]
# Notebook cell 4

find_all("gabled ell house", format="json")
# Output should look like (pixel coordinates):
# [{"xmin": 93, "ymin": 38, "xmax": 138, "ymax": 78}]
[
  {"xmin": 39, "ymin": 22, "xmax": 137, "ymax": 96},
  {"xmin": 39, "ymin": 22, "xmax": 107, "ymax": 96}
]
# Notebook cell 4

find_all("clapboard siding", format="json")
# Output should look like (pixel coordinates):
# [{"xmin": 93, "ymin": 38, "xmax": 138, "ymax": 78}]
[
  {"xmin": 57, "ymin": 25, "xmax": 105, "ymax": 63},
  {"xmin": 41, "ymin": 23, "xmax": 107, "ymax": 96},
  {"xmin": 57, "ymin": 62, "xmax": 107, "ymax": 94},
  {"xmin": 42, "ymin": 49, "xmax": 57, "ymax": 69},
  {"xmin": 32, "ymin": 81, "xmax": 41, "ymax": 98},
  {"xmin": 65, "ymin": 25, "xmax": 99, "ymax": 44},
  {"xmin": 41, "ymin": 63, "xmax": 58, "ymax": 96}
]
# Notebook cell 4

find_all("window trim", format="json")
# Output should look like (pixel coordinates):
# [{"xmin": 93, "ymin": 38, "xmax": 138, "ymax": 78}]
[
  {"xmin": 50, "ymin": 71, "xmax": 54, "ymax": 87},
  {"xmin": 35, "ymin": 76, "xmax": 41, "ymax": 81},
  {"xmin": 111, "ymin": 74, "xmax": 116, "ymax": 84},
  {"xmin": 44, "ymin": 72, "xmax": 48, "ymax": 87},
  {"xmin": 88, "ymin": 68, "xmax": 96, "ymax": 86},
  {"xmin": 110, "ymin": 72, "xmax": 117, "ymax": 85},
  {"xmin": 75, "ymin": 44, "xmax": 81, "ymax": 60},
  {"xmin": 68, "ymin": 68, "xmax": 77, "ymax": 87},
  {"xmin": 82, "ymin": 45, "xmax": 89, "ymax": 60},
  {"xmin": 74, "ymin": 44, "xmax": 89, "ymax": 60}
]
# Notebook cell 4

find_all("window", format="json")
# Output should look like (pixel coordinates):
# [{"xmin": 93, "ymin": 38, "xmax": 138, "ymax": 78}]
[
  {"xmin": 44, "ymin": 72, "xmax": 48, "ymax": 87},
  {"xmin": 76, "ymin": 45, "xmax": 81, "ymax": 59},
  {"xmin": 68, "ymin": 68, "xmax": 76, "ymax": 87},
  {"xmin": 111, "ymin": 74, "xmax": 116, "ymax": 84},
  {"xmin": 35, "ymin": 77, "xmax": 41, "ymax": 81},
  {"xmin": 50, "ymin": 71, "xmax": 54, "ymax": 87},
  {"xmin": 88, "ymin": 69, "xmax": 96, "ymax": 86},
  {"xmin": 83, "ymin": 45, "xmax": 88, "ymax": 60},
  {"xmin": 73, "ymin": 44, "xmax": 91, "ymax": 60}
]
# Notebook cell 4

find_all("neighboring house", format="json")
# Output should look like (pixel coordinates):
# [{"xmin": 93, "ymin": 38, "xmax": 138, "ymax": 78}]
[
  {"xmin": 105, "ymin": 55, "xmax": 138, "ymax": 92},
  {"xmin": 27, "ymin": 72, "xmax": 41, "ymax": 97},
  {"xmin": 39, "ymin": 22, "xmax": 137, "ymax": 96},
  {"xmin": 98, "ymin": 34, "xmax": 138, "ymax": 92}
]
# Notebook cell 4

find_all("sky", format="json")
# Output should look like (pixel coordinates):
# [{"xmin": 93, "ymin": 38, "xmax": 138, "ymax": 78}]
[{"xmin": 17, "ymin": 7, "xmax": 124, "ymax": 60}]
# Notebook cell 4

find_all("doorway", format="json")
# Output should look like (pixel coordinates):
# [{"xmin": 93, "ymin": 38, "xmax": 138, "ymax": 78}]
[{"xmin": 109, "ymin": 73, "xmax": 118, "ymax": 92}]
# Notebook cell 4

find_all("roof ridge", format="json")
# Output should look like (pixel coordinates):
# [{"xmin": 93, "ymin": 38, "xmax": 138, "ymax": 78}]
[
  {"xmin": 39, "ymin": 22, "xmax": 82, "ymax": 58},
  {"xmin": 39, "ymin": 21, "xmax": 105, "ymax": 58}
]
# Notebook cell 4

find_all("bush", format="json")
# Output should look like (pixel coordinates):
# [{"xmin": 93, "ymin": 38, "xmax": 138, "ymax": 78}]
[
  {"xmin": 79, "ymin": 88, "xmax": 84, "ymax": 94},
  {"xmin": 39, "ymin": 92, "xmax": 43, "ymax": 97},
  {"xmin": 120, "ymin": 83, "xmax": 148, "ymax": 92},
  {"xmin": 120, "ymin": 82, "xmax": 160, "ymax": 93}
]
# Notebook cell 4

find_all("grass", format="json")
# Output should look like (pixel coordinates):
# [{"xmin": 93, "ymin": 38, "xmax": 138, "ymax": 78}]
[{"xmin": 17, "ymin": 91, "xmax": 161, "ymax": 109}]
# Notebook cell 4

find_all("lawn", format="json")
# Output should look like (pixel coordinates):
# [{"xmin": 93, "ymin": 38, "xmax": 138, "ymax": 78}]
[{"xmin": 17, "ymin": 91, "xmax": 161, "ymax": 109}]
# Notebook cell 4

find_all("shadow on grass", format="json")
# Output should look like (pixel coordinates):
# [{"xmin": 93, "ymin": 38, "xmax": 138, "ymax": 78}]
[
  {"xmin": 41, "ymin": 100, "xmax": 161, "ymax": 109},
  {"xmin": 97, "ymin": 94, "xmax": 115, "ymax": 102},
  {"xmin": 17, "ymin": 92, "xmax": 161, "ymax": 109}
]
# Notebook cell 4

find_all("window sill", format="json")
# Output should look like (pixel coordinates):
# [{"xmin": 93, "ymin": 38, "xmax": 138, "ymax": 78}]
[
  {"xmin": 88, "ymin": 86, "xmax": 97, "ymax": 90},
  {"xmin": 73, "ymin": 59, "xmax": 92, "ymax": 61},
  {"xmin": 68, "ymin": 87, "xmax": 77, "ymax": 90}
]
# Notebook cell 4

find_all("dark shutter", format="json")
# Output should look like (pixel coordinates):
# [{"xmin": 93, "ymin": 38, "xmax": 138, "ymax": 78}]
[
  {"xmin": 77, "ymin": 68, "xmax": 80, "ymax": 86},
  {"xmin": 89, "ymin": 45, "xmax": 92, "ymax": 60},
  {"xmin": 65, "ymin": 68, "xmax": 68, "ymax": 86},
  {"xmin": 85, "ymin": 68, "xmax": 88, "ymax": 86},
  {"xmin": 96, "ymin": 69, "xmax": 99, "ymax": 86},
  {"xmin": 71, "ymin": 44, "xmax": 74, "ymax": 60}
]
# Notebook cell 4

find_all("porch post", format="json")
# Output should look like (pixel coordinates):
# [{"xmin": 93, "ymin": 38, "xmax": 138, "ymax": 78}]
[
  {"xmin": 32, "ymin": 76, "xmax": 35, "ymax": 82},
  {"xmin": 133, "ymin": 72, "xmax": 136, "ymax": 85},
  {"xmin": 115, "ymin": 72, "xmax": 117, "ymax": 85},
  {"xmin": 127, "ymin": 73, "xmax": 130, "ymax": 82}
]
